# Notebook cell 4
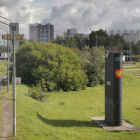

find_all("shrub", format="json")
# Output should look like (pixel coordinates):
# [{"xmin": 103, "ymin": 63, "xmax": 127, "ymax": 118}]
[
  {"xmin": 16, "ymin": 42, "xmax": 88, "ymax": 92},
  {"xmin": 82, "ymin": 46, "xmax": 105, "ymax": 87},
  {"xmin": 28, "ymin": 84, "xmax": 48, "ymax": 101}
]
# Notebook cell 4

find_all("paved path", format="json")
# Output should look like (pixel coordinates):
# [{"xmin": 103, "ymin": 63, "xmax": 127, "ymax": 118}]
[{"xmin": 0, "ymin": 95, "xmax": 13, "ymax": 140}]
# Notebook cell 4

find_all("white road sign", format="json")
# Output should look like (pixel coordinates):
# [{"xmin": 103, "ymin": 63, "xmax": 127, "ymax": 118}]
[{"xmin": 12, "ymin": 77, "xmax": 21, "ymax": 84}]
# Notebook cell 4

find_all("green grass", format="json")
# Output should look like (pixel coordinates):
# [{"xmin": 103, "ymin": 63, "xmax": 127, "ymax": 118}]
[
  {"xmin": 123, "ymin": 70, "xmax": 140, "ymax": 126},
  {"xmin": 5, "ymin": 70, "xmax": 139, "ymax": 140},
  {"xmin": 123, "ymin": 62, "xmax": 140, "ymax": 69},
  {"xmin": 0, "ymin": 60, "xmax": 9, "ymax": 125},
  {"xmin": 0, "ymin": 60, "xmax": 7, "ymax": 75},
  {"xmin": 0, "ymin": 86, "xmax": 10, "ymax": 132}
]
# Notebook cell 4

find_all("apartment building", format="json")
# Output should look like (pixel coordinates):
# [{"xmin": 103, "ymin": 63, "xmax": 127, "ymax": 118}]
[{"xmin": 29, "ymin": 23, "xmax": 54, "ymax": 43}]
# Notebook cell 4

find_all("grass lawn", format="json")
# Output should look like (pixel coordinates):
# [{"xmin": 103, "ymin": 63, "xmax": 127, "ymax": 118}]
[
  {"xmin": 123, "ymin": 62, "xmax": 140, "ymax": 69},
  {"xmin": 0, "ymin": 60, "xmax": 7, "ymax": 75},
  {"xmin": 5, "ymin": 70, "xmax": 139, "ymax": 140},
  {"xmin": 0, "ymin": 86, "xmax": 10, "ymax": 131},
  {"xmin": 0, "ymin": 60, "xmax": 9, "ymax": 128}
]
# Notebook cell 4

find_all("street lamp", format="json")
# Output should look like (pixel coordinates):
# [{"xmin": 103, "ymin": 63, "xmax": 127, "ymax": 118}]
[
  {"xmin": 0, "ymin": 26, "xmax": 10, "ymax": 92},
  {"xmin": 122, "ymin": 33, "xmax": 136, "ymax": 62},
  {"xmin": 0, "ymin": 16, "xmax": 16, "ymax": 136}
]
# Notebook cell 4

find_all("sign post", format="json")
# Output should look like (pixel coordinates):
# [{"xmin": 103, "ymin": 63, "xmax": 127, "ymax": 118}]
[
  {"xmin": 12, "ymin": 77, "xmax": 21, "ymax": 95},
  {"xmin": 16, "ymin": 77, "xmax": 21, "ymax": 95}
]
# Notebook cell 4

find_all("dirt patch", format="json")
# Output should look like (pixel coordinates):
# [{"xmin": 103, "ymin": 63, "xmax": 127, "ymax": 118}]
[{"xmin": 0, "ymin": 96, "xmax": 13, "ymax": 139}]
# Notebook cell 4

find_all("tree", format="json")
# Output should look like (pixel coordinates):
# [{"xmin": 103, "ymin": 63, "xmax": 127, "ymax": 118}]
[
  {"xmin": 88, "ymin": 29, "xmax": 128, "ymax": 49},
  {"xmin": 19, "ymin": 38, "xmax": 28, "ymax": 46},
  {"xmin": 52, "ymin": 32, "xmax": 88, "ymax": 50},
  {"xmin": 15, "ymin": 42, "xmax": 88, "ymax": 91},
  {"xmin": 82, "ymin": 46, "xmax": 105, "ymax": 87},
  {"xmin": 132, "ymin": 41, "xmax": 140, "ymax": 55},
  {"xmin": 0, "ymin": 46, "xmax": 6, "ymax": 54},
  {"xmin": 89, "ymin": 29, "xmax": 108, "ymax": 48}
]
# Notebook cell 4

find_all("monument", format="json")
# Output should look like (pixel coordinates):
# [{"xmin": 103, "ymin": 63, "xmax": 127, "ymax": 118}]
[{"xmin": 105, "ymin": 46, "xmax": 123, "ymax": 126}]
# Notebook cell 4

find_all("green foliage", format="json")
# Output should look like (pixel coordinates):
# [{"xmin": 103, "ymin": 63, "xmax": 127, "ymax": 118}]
[
  {"xmin": 89, "ymin": 29, "xmax": 127, "ymax": 48},
  {"xmin": 82, "ymin": 47, "xmax": 105, "ymax": 87},
  {"xmin": 28, "ymin": 84, "xmax": 48, "ymax": 101},
  {"xmin": 52, "ymin": 32, "xmax": 88, "ymax": 50},
  {"xmin": 19, "ymin": 38, "xmax": 28, "ymax": 46},
  {"xmin": 0, "ymin": 60, "xmax": 7, "ymax": 75},
  {"xmin": 0, "ymin": 46, "xmax": 6, "ymax": 54},
  {"xmin": 123, "ymin": 62, "xmax": 140, "ymax": 69},
  {"xmin": 59, "ymin": 101, "xmax": 66, "ymax": 105},
  {"xmin": 16, "ymin": 42, "xmax": 88, "ymax": 91},
  {"xmin": 132, "ymin": 41, "xmax": 140, "ymax": 55},
  {"xmin": 5, "ymin": 73, "xmax": 140, "ymax": 140}
]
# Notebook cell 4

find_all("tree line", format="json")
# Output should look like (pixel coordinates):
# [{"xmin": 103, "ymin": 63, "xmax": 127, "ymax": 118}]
[
  {"xmin": 51, "ymin": 29, "xmax": 140, "ymax": 55},
  {"xmin": 11, "ymin": 28, "xmax": 140, "ymax": 92},
  {"xmin": 14, "ymin": 40, "xmax": 105, "ymax": 92}
]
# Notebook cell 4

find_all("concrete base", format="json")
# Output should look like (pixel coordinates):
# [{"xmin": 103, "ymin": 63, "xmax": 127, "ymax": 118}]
[{"xmin": 90, "ymin": 116, "xmax": 140, "ymax": 132}]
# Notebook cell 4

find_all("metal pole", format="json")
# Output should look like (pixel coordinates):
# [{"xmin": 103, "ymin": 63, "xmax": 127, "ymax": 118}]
[
  {"xmin": 4, "ymin": 40, "xmax": 5, "ymax": 60},
  {"xmin": 0, "ymin": 17, "xmax": 16, "ymax": 136},
  {"xmin": 19, "ymin": 84, "xmax": 20, "ymax": 96},
  {"xmin": 130, "ymin": 41, "xmax": 131, "ymax": 62},
  {"xmin": 12, "ymin": 26, "xmax": 16, "ymax": 136},
  {"xmin": 7, "ymin": 34, "xmax": 9, "ymax": 92},
  {"xmin": 122, "ymin": 34, "xmax": 132, "ymax": 62},
  {"xmin": 0, "ymin": 80, "xmax": 1, "ymax": 96}
]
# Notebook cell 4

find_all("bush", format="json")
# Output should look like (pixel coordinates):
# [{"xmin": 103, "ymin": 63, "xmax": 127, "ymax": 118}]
[
  {"xmin": 16, "ymin": 42, "xmax": 88, "ymax": 91},
  {"xmin": 82, "ymin": 46, "xmax": 105, "ymax": 87},
  {"xmin": 28, "ymin": 84, "xmax": 48, "ymax": 101}
]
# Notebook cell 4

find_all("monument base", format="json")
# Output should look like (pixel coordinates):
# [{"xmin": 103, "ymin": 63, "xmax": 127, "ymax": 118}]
[{"xmin": 90, "ymin": 116, "xmax": 140, "ymax": 132}]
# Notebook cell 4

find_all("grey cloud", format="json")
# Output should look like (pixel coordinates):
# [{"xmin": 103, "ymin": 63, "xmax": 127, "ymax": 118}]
[
  {"xmin": 51, "ymin": 3, "xmax": 74, "ymax": 18},
  {"xmin": 109, "ymin": 13, "xmax": 140, "ymax": 30},
  {"xmin": 120, "ymin": 0, "xmax": 136, "ymax": 2},
  {"xmin": 1, "ymin": 0, "xmax": 140, "ymax": 39},
  {"xmin": 42, "ymin": 2, "xmax": 99, "ymax": 35},
  {"xmin": 98, "ymin": 7, "xmax": 110, "ymax": 17},
  {"xmin": 78, "ymin": 0, "xmax": 94, "ymax": 3},
  {"xmin": 109, "ymin": 20, "xmax": 128, "ymax": 30},
  {"xmin": 21, "ymin": 7, "xmax": 27, "ymax": 10},
  {"xmin": 0, "ymin": 0, "xmax": 19, "ymax": 7},
  {"xmin": 15, "ymin": 7, "xmax": 31, "ymax": 23}
]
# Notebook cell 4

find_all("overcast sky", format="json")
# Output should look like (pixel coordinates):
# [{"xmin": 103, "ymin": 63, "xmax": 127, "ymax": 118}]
[{"xmin": 0, "ymin": 0, "xmax": 140, "ymax": 39}]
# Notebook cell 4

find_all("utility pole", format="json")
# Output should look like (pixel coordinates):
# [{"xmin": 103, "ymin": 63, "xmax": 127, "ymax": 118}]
[
  {"xmin": 7, "ymin": 34, "xmax": 9, "ymax": 92},
  {"xmin": 4, "ymin": 40, "xmax": 5, "ymax": 60},
  {"xmin": 122, "ymin": 33, "xmax": 137, "ymax": 62},
  {"xmin": 13, "ymin": 25, "xmax": 16, "ymax": 136},
  {"xmin": 130, "ymin": 39, "xmax": 132, "ymax": 62},
  {"xmin": 0, "ymin": 16, "xmax": 16, "ymax": 136}
]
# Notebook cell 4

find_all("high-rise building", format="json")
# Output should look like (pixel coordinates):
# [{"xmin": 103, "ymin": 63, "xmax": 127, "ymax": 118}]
[
  {"xmin": 108, "ymin": 29, "xmax": 140, "ymax": 44},
  {"xmin": 67, "ymin": 28, "xmax": 77, "ymax": 35},
  {"xmin": 29, "ymin": 23, "xmax": 54, "ymax": 43},
  {"xmin": 66, "ymin": 28, "xmax": 89, "ymax": 39},
  {"xmin": 107, "ymin": 30, "xmax": 116, "ymax": 35}
]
